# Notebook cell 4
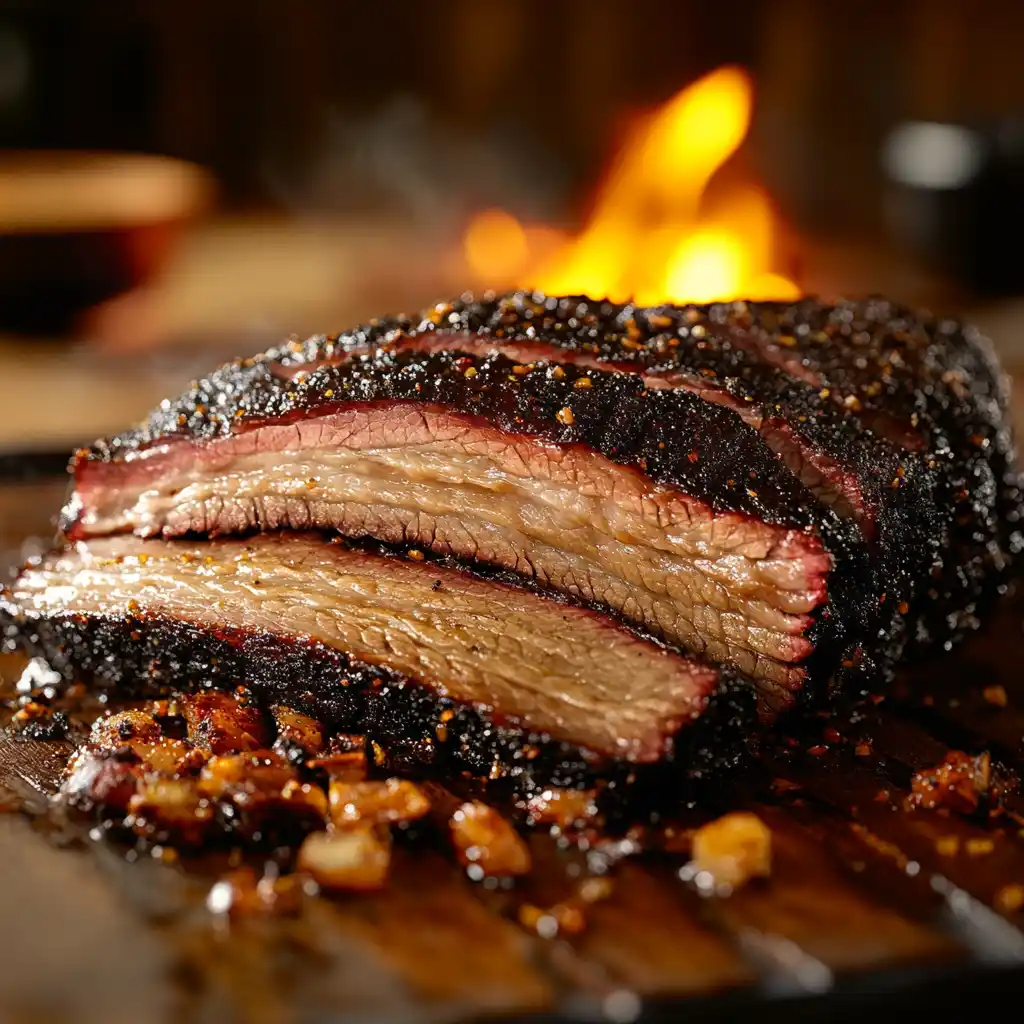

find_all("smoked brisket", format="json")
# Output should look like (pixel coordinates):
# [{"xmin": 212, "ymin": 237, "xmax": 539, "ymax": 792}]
[
  {"xmin": 54, "ymin": 294, "xmax": 1020, "ymax": 713},
  {"xmin": 2, "ymin": 535, "xmax": 753, "ymax": 782}
]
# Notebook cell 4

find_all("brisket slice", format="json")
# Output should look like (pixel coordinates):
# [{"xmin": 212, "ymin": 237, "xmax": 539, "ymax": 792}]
[
  {"xmin": 67, "ymin": 398, "xmax": 830, "ymax": 703},
  {"xmin": 1, "ymin": 534, "xmax": 752, "ymax": 767},
  {"xmin": 61, "ymin": 293, "xmax": 1021, "ymax": 709}
]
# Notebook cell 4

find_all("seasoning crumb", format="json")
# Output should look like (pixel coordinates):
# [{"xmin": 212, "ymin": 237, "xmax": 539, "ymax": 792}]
[
  {"xmin": 909, "ymin": 750, "xmax": 992, "ymax": 815},
  {"xmin": 935, "ymin": 835, "xmax": 960, "ymax": 856},
  {"xmin": 556, "ymin": 406, "xmax": 575, "ymax": 425},
  {"xmin": 983, "ymin": 685, "xmax": 1008, "ymax": 708},
  {"xmin": 690, "ymin": 812, "xmax": 771, "ymax": 891},
  {"xmin": 996, "ymin": 884, "xmax": 1024, "ymax": 913}
]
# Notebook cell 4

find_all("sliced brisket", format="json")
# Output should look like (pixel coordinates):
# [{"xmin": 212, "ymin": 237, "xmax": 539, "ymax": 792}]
[
  {"xmin": 58, "ymin": 294, "xmax": 1020, "ymax": 708},
  {"xmin": 2, "ymin": 535, "xmax": 752, "ymax": 776},
  {"xmin": 67, "ymin": 397, "xmax": 829, "ymax": 700}
]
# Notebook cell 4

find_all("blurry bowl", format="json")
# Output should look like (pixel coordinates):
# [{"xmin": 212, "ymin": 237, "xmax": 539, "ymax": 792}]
[
  {"xmin": 881, "ymin": 120, "xmax": 1024, "ymax": 298},
  {"xmin": 0, "ymin": 151, "xmax": 213, "ymax": 335}
]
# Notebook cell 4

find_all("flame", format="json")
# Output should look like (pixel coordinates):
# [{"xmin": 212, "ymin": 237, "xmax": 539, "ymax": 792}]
[{"xmin": 461, "ymin": 66, "xmax": 799, "ymax": 304}]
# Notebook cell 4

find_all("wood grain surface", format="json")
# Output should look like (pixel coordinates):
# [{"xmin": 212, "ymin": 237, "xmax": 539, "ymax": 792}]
[{"xmin": 5, "ymin": 401, "xmax": 1024, "ymax": 1022}]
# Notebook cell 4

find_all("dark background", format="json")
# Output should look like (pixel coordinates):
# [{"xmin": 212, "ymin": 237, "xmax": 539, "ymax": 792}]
[
  {"xmin": 4, "ymin": 11, "xmax": 1024, "ymax": 1019},
  {"xmin": 2, "ymin": 0, "xmax": 1024, "ymax": 456},
  {"xmin": 2, "ymin": 0, "xmax": 1022, "ymax": 269}
]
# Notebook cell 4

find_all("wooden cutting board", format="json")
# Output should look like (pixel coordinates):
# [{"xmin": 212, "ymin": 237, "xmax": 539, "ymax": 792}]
[{"xmin": 4, "ymin": 455, "xmax": 1024, "ymax": 1023}]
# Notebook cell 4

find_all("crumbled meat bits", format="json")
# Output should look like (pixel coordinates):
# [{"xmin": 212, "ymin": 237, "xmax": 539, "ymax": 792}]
[
  {"xmin": 271, "ymin": 705, "xmax": 325, "ymax": 762},
  {"xmin": 9, "ymin": 698, "xmax": 70, "ymax": 740},
  {"xmin": 46, "ymin": 687, "xmax": 544, "ymax": 908},
  {"xmin": 524, "ymin": 787, "xmax": 599, "ymax": 830},
  {"xmin": 297, "ymin": 828, "xmax": 392, "ymax": 892},
  {"xmin": 182, "ymin": 690, "xmax": 270, "ymax": 754},
  {"xmin": 908, "ymin": 750, "xmax": 1002, "ymax": 815},
  {"xmin": 448, "ymin": 800, "xmax": 532, "ymax": 879},
  {"xmin": 685, "ymin": 812, "xmax": 772, "ymax": 893},
  {"xmin": 328, "ymin": 778, "xmax": 431, "ymax": 827}
]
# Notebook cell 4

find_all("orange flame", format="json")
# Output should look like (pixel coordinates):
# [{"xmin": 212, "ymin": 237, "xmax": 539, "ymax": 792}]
[{"xmin": 461, "ymin": 66, "xmax": 799, "ymax": 304}]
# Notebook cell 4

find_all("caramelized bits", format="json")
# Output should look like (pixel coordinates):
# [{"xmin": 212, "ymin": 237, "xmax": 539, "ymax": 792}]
[
  {"xmin": 129, "ymin": 737, "xmax": 205, "ymax": 776},
  {"xmin": 690, "ymin": 812, "xmax": 771, "ymax": 891},
  {"xmin": 61, "ymin": 748, "xmax": 140, "ymax": 811},
  {"xmin": 449, "ymin": 800, "xmax": 531, "ymax": 877},
  {"xmin": 181, "ymin": 691, "xmax": 270, "ymax": 754},
  {"xmin": 308, "ymin": 740, "xmax": 368, "ymax": 781},
  {"xmin": 329, "ymin": 778, "xmax": 430, "ymax": 827},
  {"xmin": 909, "ymin": 750, "xmax": 991, "ymax": 815},
  {"xmin": 128, "ymin": 778, "xmax": 213, "ymax": 844},
  {"xmin": 271, "ymin": 705, "xmax": 325, "ymax": 759},
  {"xmin": 197, "ymin": 750, "xmax": 296, "ymax": 805},
  {"xmin": 297, "ymin": 828, "xmax": 392, "ymax": 891},
  {"xmin": 281, "ymin": 779, "xmax": 330, "ymax": 820},
  {"xmin": 525, "ymin": 787, "xmax": 598, "ymax": 829},
  {"xmin": 90, "ymin": 710, "xmax": 163, "ymax": 749}
]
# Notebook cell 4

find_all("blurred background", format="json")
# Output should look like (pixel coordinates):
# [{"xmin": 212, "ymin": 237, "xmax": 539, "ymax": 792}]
[{"xmin": 2, "ymin": 0, "xmax": 1024, "ymax": 461}]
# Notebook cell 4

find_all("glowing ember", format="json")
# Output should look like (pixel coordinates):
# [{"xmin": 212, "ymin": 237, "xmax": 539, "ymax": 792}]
[{"xmin": 461, "ymin": 66, "xmax": 799, "ymax": 304}]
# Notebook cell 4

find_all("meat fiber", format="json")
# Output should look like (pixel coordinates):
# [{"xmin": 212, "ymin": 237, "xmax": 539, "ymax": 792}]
[
  {"xmin": 67, "ymin": 401, "xmax": 829, "ymax": 700},
  {"xmin": 56, "ymin": 293, "xmax": 1021, "ymax": 713},
  {"xmin": 2, "ymin": 535, "xmax": 753, "ymax": 778}
]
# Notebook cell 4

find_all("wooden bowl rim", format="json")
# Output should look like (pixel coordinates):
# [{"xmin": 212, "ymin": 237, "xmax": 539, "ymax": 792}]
[{"xmin": 0, "ymin": 151, "xmax": 214, "ymax": 235}]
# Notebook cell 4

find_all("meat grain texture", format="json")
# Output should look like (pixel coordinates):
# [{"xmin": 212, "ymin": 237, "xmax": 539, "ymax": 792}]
[
  {"xmin": 4, "ymin": 292, "xmax": 1020, "ymax": 782},
  {"xmin": 9, "ymin": 535, "xmax": 731, "ymax": 762}
]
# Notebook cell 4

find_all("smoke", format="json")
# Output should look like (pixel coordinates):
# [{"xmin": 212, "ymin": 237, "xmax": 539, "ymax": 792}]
[{"xmin": 261, "ymin": 95, "xmax": 568, "ymax": 235}]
